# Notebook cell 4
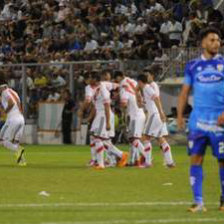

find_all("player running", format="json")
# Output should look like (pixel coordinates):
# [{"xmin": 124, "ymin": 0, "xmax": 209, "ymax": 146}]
[
  {"xmin": 0, "ymin": 78, "xmax": 26, "ymax": 166},
  {"xmin": 178, "ymin": 27, "xmax": 224, "ymax": 212},
  {"xmin": 114, "ymin": 71, "xmax": 146, "ymax": 166},
  {"xmin": 137, "ymin": 73, "xmax": 174, "ymax": 168}
]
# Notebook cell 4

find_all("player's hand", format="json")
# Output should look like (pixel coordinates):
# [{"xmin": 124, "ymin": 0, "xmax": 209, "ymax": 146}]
[
  {"xmin": 160, "ymin": 112, "xmax": 166, "ymax": 122},
  {"xmin": 177, "ymin": 116, "xmax": 185, "ymax": 130},
  {"xmin": 218, "ymin": 112, "xmax": 224, "ymax": 126},
  {"xmin": 106, "ymin": 122, "xmax": 111, "ymax": 131}
]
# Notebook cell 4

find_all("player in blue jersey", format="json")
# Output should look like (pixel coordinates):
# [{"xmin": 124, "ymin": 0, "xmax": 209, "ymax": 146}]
[{"xmin": 178, "ymin": 27, "xmax": 224, "ymax": 212}]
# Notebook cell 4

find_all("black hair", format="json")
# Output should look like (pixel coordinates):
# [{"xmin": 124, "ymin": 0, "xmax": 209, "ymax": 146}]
[
  {"xmin": 102, "ymin": 69, "xmax": 111, "ymax": 76},
  {"xmin": 114, "ymin": 70, "xmax": 124, "ymax": 79},
  {"xmin": 91, "ymin": 71, "xmax": 101, "ymax": 82},
  {"xmin": 0, "ymin": 75, "xmax": 7, "ymax": 86},
  {"xmin": 137, "ymin": 74, "xmax": 148, "ymax": 83},
  {"xmin": 199, "ymin": 27, "xmax": 221, "ymax": 42},
  {"xmin": 143, "ymin": 64, "xmax": 161, "ymax": 77}
]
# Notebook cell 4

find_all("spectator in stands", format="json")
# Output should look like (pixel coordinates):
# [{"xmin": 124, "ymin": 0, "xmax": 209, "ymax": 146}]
[
  {"xmin": 51, "ymin": 68, "xmax": 66, "ymax": 88},
  {"xmin": 61, "ymin": 89, "xmax": 75, "ymax": 144}
]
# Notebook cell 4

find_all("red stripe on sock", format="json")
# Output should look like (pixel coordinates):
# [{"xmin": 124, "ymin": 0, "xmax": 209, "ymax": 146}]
[
  {"xmin": 96, "ymin": 146, "xmax": 104, "ymax": 153},
  {"xmin": 163, "ymin": 147, "xmax": 170, "ymax": 153},
  {"xmin": 90, "ymin": 143, "xmax": 95, "ymax": 147},
  {"xmin": 145, "ymin": 147, "xmax": 151, "ymax": 152}
]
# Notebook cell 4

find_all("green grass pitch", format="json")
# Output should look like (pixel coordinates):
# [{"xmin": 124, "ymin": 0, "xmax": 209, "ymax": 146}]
[{"xmin": 0, "ymin": 145, "xmax": 223, "ymax": 224}]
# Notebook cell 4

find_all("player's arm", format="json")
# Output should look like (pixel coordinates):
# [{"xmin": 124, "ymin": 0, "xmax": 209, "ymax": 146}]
[
  {"xmin": 177, "ymin": 85, "xmax": 191, "ymax": 129},
  {"xmin": 87, "ymin": 104, "xmax": 96, "ymax": 124},
  {"xmin": 102, "ymin": 86, "xmax": 111, "ymax": 131},
  {"xmin": 177, "ymin": 62, "xmax": 193, "ymax": 129},
  {"xmin": 77, "ymin": 100, "xmax": 91, "ymax": 130},
  {"xmin": 153, "ymin": 96, "xmax": 166, "ymax": 122},
  {"xmin": 5, "ymin": 97, "xmax": 14, "ymax": 114},
  {"xmin": 104, "ymin": 102, "xmax": 111, "ymax": 131},
  {"xmin": 135, "ymin": 86, "xmax": 144, "ymax": 108}
]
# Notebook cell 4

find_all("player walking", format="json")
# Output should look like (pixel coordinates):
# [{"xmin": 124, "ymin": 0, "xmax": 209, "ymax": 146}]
[
  {"xmin": 137, "ymin": 73, "xmax": 174, "ymax": 168},
  {"xmin": 178, "ymin": 27, "xmax": 224, "ymax": 212}
]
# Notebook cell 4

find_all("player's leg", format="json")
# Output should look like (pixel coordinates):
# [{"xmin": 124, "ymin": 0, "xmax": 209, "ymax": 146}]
[
  {"xmin": 142, "ymin": 135, "xmax": 153, "ymax": 167},
  {"xmin": 157, "ymin": 137, "xmax": 175, "ymax": 167},
  {"xmin": 87, "ymin": 135, "xmax": 97, "ymax": 166},
  {"xmin": 187, "ymin": 132, "xmax": 207, "ymax": 212},
  {"xmin": 218, "ymin": 159, "xmax": 224, "ymax": 211},
  {"xmin": 94, "ymin": 137, "xmax": 105, "ymax": 169},
  {"xmin": 0, "ymin": 119, "xmax": 25, "ymax": 164},
  {"xmin": 209, "ymin": 132, "xmax": 224, "ymax": 211},
  {"xmin": 129, "ymin": 114, "xmax": 146, "ymax": 166}
]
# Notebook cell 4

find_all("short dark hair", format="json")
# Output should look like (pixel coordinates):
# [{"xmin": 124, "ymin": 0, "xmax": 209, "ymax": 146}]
[
  {"xmin": 91, "ymin": 71, "xmax": 101, "ymax": 82},
  {"xmin": 137, "ymin": 74, "xmax": 148, "ymax": 83},
  {"xmin": 102, "ymin": 69, "xmax": 111, "ymax": 76},
  {"xmin": 0, "ymin": 75, "xmax": 7, "ymax": 86},
  {"xmin": 114, "ymin": 70, "xmax": 124, "ymax": 79},
  {"xmin": 143, "ymin": 64, "xmax": 160, "ymax": 77},
  {"xmin": 199, "ymin": 27, "xmax": 221, "ymax": 41}
]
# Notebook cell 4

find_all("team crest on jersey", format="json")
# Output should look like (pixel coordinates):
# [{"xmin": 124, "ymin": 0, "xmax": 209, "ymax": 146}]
[
  {"xmin": 217, "ymin": 64, "xmax": 224, "ymax": 72},
  {"xmin": 197, "ymin": 66, "xmax": 202, "ymax": 71}
]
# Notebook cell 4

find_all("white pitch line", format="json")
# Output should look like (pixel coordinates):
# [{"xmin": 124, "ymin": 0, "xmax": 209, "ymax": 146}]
[
  {"xmin": 0, "ymin": 201, "xmax": 218, "ymax": 208},
  {"xmin": 42, "ymin": 218, "xmax": 224, "ymax": 224}
]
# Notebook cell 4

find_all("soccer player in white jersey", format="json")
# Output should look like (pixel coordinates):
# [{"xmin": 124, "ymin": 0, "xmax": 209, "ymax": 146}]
[
  {"xmin": 90, "ymin": 73, "xmax": 128, "ymax": 169},
  {"xmin": 0, "ymin": 79, "xmax": 26, "ymax": 166},
  {"xmin": 78, "ymin": 72, "xmax": 97, "ymax": 166},
  {"xmin": 114, "ymin": 71, "xmax": 146, "ymax": 166},
  {"xmin": 137, "ymin": 73, "xmax": 174, "ymax": 168}
]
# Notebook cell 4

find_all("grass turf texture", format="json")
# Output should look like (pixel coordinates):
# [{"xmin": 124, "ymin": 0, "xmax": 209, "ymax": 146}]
[{"xmin": 0, "ymin": 145, "xmax": 223, "ymax": 224}]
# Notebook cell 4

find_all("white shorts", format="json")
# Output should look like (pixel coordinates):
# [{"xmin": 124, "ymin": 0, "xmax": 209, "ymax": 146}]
[
  {"xmin": 144, "ymin": 113, "xmax": 168, "ymax": 137},
  {"xmin": 90, "ymin": 111, "xmax": 110, "ymax": 139},
  {"xmin": 128, "ymin": 111, "xmax": 146, "ymax": 138},
  {"xmin": 0, "ymin": 115, "xmax": 25, "ymax": 142}
]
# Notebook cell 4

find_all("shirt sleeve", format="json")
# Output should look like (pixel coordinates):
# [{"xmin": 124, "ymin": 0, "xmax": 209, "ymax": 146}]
[
  {"xmin": 101, "ymin": 86, "xmax": 111, "ymax": 104},
  {"xmin": 120, "ymin": 89, "xmax": 129, "ymax": 104},
  {"xmin": 183, "ymin": 62, "xmax": 193, "ymax": 86},
  {"xmin": 146, "ymin": 86, "xmax": 157, "ymax": 100},
  {"xmin": 85, "ymin": 86, "xmax": 93, "ymax": 102},
  {"xmin": 1, "ymin": 91, "xmax": 9, "ymax": 110}
]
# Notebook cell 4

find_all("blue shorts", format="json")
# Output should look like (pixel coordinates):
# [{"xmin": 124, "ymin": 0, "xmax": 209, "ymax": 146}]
[{"xmin": 187, "ymin": 130, "xmax": 224, "ymax": 159}]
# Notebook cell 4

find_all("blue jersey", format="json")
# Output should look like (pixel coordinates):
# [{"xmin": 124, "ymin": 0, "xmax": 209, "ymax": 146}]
[{"xmin": 184, "ymin": 54, "xmax": 224, "ymax": 132}]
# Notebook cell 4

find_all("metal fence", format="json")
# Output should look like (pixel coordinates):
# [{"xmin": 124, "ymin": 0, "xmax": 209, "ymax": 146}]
[
  {"xmin": 161, "ymin": 47, "xmax": 224, "ymax": 79},
  {"xmin": 1, "ymin": 47, "xmax": 224, "ymax": 120}
]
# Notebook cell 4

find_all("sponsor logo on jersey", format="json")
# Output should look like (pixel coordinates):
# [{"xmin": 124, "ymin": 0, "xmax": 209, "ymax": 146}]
[
  {"xmin": 217, "ymin": 64, "xmax": 224, "ymax": 72},
  {"xmin": 196, "ymin": 74, "xmax": 224, "ymax": 83}
]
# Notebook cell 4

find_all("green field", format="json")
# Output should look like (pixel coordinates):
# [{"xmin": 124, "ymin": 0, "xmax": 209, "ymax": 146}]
[{"xmin": 0, "ymin": 145, "xmax": 223, "ymax": 224}]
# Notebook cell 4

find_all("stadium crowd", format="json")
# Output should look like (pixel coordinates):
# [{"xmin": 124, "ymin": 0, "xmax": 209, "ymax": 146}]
[
  {"xmin": 0, "ymin": 0, "xmax": 223, "ymax": 64},
  {"xmin": 0, "ymin": 0, "xmax": 223, "ymax": 118}
]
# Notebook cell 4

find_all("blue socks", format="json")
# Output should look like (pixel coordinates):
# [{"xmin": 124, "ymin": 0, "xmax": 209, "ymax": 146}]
[
  {"xmin": 219, "ymin": 166, "xmax": 224, "ymax": 198},
  {"xmin": 190, "ymin": 165, "xmax": 203, "ymax": 204}
]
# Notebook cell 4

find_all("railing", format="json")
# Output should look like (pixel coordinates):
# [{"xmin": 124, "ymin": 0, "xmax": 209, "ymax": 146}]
[
  {"xmin": 1, "ymin": 47, "xmax": 224, "ymax": 120},
  {"xmin": 161, "ymin": 47, "xmax": 224, "ymax": 80}
]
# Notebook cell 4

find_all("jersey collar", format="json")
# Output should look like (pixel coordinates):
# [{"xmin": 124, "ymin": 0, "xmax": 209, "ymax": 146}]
[{"xmin": 201, "ymin": 54, "xmax": 221, "ymax": 61}]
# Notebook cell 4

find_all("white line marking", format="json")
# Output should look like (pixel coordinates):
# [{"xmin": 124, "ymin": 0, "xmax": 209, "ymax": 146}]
[
  {"xmin": 42, "ymin": 218, "xmax": 224, "ymax": 224},
  {"xmin": 0, "ymin": 201, "xmax": 218, "ymax": 208}
]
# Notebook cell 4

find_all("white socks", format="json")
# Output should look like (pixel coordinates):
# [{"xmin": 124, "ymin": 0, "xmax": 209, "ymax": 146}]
[
  {"xmin": 144, "ymin": 141, "xmax": 152, "ymax": 165},
  {"xmin": 3, "ymin": 141, "xmax": 19, "ymax": 152},
  {"xmin": 94, "ymin": 139, "xmax": 105, "ymax": 167},
  {"xmin": 104, "ymin": 140, "xmax": 123, "ymax": 159},
  {"xmin": 90, "ymin": 136, "xmax": 96, "ymax": 161},
  {"xmin": 160, "ymin": 142, "xmax": 174, "ymax": 165}
]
